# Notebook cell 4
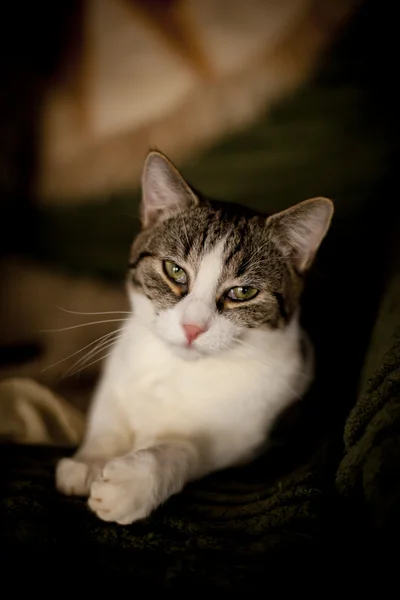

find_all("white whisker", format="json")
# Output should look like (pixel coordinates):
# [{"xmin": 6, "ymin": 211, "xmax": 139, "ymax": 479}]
[
  {"xmin": 62, "ymin": 329, "xmax": 124, "ymax": 376},
  {"xmin": 56, "ymin": 306, "xmax": 130, "ymax": 316},
  {"xmin": 239, "ymin": 241, "xmax": 270, "ymax": 271},
  {"xmin": 41, "ymin": 328, "xmax": 122, "ymax": 373},
  {"xmin": 64, "ymin": 347, "xmax": 118, "ymax": 379},
  {"xmin": 41, "ymin": 318, "xmax": 128, "ymax": 333}
]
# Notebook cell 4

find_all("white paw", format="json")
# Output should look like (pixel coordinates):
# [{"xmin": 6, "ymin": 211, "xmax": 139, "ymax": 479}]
[
  {"xmin": 56, "ymin": 457, "xmax": 102, "ymax": 497},
  {"xmin": 88, "ymin": 452, "xmax": 158, "ymax": 525}
]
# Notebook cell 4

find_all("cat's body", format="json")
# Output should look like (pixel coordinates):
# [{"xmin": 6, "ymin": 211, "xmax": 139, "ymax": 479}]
[{"xmin": 56, "ymin": 151, "xmax": 333, "ymax": 525}]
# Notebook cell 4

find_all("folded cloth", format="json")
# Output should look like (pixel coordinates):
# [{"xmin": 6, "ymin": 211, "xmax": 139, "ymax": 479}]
[{"xmin": 0, "ymin": 377, "xmax": 84, "ymax": 446}]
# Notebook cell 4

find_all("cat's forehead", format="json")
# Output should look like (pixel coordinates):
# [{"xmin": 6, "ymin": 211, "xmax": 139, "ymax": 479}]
[
  {"xmin": 141, "ymin": 203, "xmax": 287, "ymax": 287},
  {"xmin": 150, "ymin": 204, "xmax": 270, "ymax": 258}
]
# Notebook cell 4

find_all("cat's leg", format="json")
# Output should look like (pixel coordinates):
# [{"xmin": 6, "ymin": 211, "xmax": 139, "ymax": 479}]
[
  {"xmin": 56, "ymin": 434, "xmax": 130, "ymax": 497},
  {"xmin": 88, "ymin": 439, "xmax": 204, "ymax": 524},
  {"xmin": 56, "ymin": 389, "xmax": 132, "ymax": 497}
]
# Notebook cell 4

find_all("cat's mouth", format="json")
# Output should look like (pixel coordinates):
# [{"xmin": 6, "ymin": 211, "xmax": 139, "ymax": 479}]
[
  {"xmin": 168, "ymin": 336, "xmax": 235, "ymax": 360},
  {"xmin": 161, "ymin": 334, "xmax": 214, "ymax": 360},
  {"xmin": 171, "ymin": 343, "xmax": 204, "ymax": 361}
]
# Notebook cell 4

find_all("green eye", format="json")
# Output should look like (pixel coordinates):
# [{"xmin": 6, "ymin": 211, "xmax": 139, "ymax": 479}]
[
  {"xmin": 163, "ymin": 260, "xmax": 188, "ymax": 285},
  {"xmin": 227, "ymin": 286, "xmax": 258, "ymax": 302}
]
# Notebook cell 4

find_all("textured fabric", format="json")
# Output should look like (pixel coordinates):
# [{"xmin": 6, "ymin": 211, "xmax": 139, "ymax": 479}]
[
  {"xmin": 336, "ymin": 223, "xmax": 400, "ymax": 535},
  {"xmin": 0, "ymin": 378, "xmax": 84, "ymax": 446},
  {"xmin": 1, "ymin": 443, "xmax": 339, "ymax": 586}
]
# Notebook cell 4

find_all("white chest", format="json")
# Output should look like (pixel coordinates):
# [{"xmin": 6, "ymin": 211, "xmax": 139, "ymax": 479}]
[{"xmin": 102, "ymin": 320, "xmax": 305, "ymax": 465}]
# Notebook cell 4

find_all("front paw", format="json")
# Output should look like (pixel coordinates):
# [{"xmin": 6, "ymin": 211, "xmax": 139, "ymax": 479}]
[
  {"xmin": 88, "ymin": 453, "xmax": 158, "ymax": 525},
  {"xmin": 56, "ymin": 457, "xmax": 102, "ymax": 497}
]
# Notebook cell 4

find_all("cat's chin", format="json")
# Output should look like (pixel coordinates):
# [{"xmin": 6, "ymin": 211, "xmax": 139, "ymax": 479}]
[
  {"xmin": 169, "ymin": 344, "xmax": 205, "ymax": 361},
  {"xmin": 167, "ymin": 341, "xmax": 235, "ymax": 361}
]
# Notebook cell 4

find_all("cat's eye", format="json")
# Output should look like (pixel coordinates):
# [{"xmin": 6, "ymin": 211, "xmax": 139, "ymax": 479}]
[
  {"xmin": 163, "ymin": 260, "xmax": 188, "ymax": 285},
  {"xmin": 227, "ymin": 286, "xmax": 259, "ymax": 302}
]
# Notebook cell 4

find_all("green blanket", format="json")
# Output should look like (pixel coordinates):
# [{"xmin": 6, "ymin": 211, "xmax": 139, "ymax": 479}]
[
  {"xmin": 1, "ymin": 0, "xmax": 399, "ymax": 587},
  {"xmin": 336, "ymin": 225, "xmax": 400, "ymax": 535}
]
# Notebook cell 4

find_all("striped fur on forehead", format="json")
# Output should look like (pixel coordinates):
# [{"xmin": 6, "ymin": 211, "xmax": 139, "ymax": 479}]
[{"xmin": 128, "ymin": 199, "xmax": 304, "ymax": 327}]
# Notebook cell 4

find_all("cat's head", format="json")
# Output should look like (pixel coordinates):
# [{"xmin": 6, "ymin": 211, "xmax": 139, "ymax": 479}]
[{"xmin": 128, "ymin": 151, "xmax": 333, "ymax": 359}]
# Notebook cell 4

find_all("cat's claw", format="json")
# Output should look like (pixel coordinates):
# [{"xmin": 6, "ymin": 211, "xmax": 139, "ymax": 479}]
[
  {"xmin": 88, "ymin": 453, "xmax": 158, "ymax": 525},
  {"xmin": 56, "ymin": 457, "xmax": 101, "ymax": 497}
]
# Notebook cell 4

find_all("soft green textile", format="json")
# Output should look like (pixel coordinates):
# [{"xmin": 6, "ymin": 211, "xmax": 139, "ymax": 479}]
[{"xmin": 336, "ymin": 224, "xmax": 400, "ymax": 532}]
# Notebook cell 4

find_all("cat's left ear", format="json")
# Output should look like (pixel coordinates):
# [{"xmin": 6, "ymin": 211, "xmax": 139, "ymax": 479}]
[
  {"xmin": 266, "ymin": 197, "xmax": 334, "ymax": 272},
  {"xmin": 140, "ymin": 151, "xmax": 198, "ymax": 228}
]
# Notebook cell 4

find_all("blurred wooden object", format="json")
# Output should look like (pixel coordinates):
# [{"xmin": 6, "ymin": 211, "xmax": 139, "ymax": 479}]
[
  {"xmin": 127, "ymin": 0, "xmax": 214, "ymax": 77},
  {"xmin": 37, "ymin": 0, "xmax": 359, "ymax": 204}
]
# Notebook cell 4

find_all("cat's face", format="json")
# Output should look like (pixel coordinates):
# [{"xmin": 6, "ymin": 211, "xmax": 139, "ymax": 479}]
[{"xmin": 128, "ymin": 152, "xmax": 333, "ymax": 360}]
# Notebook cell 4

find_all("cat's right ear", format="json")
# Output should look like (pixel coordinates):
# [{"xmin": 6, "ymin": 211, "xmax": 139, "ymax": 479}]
[{"xmin": 140, "ymin": 151, "xmax": 198, "ymax": 228}]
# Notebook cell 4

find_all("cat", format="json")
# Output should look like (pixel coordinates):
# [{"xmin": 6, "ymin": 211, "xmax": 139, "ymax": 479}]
[{"xmin": 56, "ymin": 150, "xmax": 334, "ymax": 525}]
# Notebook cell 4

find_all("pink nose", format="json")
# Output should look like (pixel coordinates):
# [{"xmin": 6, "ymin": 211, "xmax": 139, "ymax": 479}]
[{"xmin": 182, "ymin": 323, "xmax": 206, "ymax": 345}]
